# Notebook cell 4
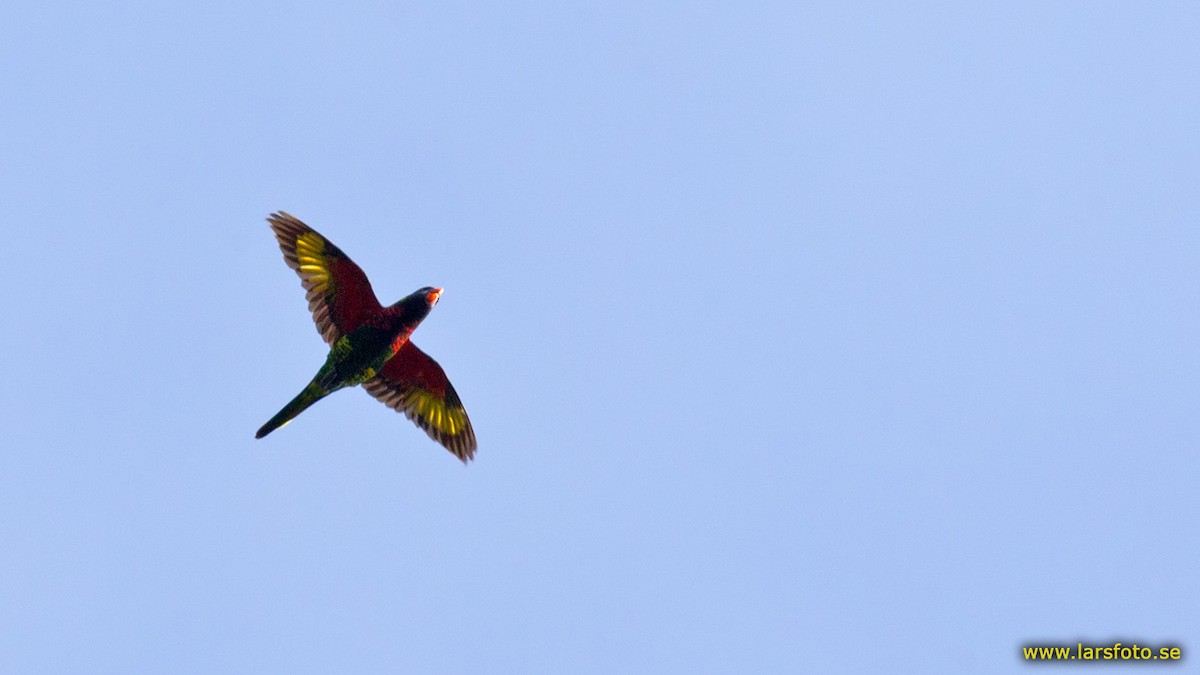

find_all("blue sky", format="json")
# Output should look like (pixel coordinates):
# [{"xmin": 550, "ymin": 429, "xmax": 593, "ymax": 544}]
[{"xmin": 2, "ymin": 2, "xmax": 1197, "ymax": 672}]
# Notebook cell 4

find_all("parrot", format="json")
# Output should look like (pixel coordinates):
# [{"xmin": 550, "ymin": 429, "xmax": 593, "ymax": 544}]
[{"xmin": 255, "ymin": 212, "xmax": 476, "ymax": 462}]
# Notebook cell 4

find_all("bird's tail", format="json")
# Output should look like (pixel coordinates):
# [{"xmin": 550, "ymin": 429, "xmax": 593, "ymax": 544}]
[{"xmin": 256, "ymin": 381, "xmax": 330, "ymax": 439}]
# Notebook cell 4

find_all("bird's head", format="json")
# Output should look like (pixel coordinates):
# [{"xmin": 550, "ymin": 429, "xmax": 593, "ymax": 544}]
[
  {"xmin": 395, "ymin": 286, "xmax": 443, "ymax": 325},
  {"xmin": 423, "ymin": 287, "xmax": 443, "ymax": 307}
]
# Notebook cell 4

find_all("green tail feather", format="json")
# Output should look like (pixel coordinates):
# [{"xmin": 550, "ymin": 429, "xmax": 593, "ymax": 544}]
[{"xmin": 256, "ymin": 381, "xmax": 330, "ymax": 439}]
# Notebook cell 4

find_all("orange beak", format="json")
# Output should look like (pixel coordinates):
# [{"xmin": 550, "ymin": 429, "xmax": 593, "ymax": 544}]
[{"xmin": 426, "ymin": 287, "xmax": 443, "ymax": 305}]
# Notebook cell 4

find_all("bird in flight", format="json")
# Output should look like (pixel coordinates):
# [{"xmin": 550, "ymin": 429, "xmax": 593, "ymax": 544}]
[{"xmin": 255, "ymin": 212, "xmax": 476, "ymax": 462}]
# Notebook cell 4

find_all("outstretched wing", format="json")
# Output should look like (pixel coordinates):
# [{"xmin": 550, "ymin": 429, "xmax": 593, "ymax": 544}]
[
  {"xmin": 267, "ymin": 212, "xmax": 382, "ymax": 345},
  {"xmin": 363, "ymin": 342, "xmax": 477, "ymax": 462}
]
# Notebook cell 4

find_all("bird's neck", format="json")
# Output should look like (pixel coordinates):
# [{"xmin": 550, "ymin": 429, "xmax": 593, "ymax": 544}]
[
  {"xmin": 377, "ymin": 305, "xmax": 423, "ymax": 354},
  {"xmin": 389, "ymin": 329, "xmax": 414, "ymax": 354}
]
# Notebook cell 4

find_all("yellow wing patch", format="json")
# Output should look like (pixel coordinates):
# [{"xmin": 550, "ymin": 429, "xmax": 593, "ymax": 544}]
[
  {"xmin": 296, "ymin": 233, "xmax": 328, "ymax": 271},
  {"xmin": 406, "ymin": 389, "xmax": 469, "ymax": 436},
  {"xmin": 295, "ymin": 233, "xmax": 332, "ymax": 293}
]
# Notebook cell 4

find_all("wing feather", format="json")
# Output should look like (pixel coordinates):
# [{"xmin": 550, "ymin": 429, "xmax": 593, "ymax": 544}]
[
  {"xmin": 363, "ymin": 342, "xmax": 477, "ymax": 462},
  {"xmin": 266, "ymin": 212, "xmax": 383, "ymax": 344}
]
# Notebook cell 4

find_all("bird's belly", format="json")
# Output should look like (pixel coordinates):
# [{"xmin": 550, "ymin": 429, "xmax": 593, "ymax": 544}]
[
  {"xmin": 332, "ymin": 348, "xmax": 398, "ymax": 388},
  {"xmin": 332, "ymin": 350, "xmax": 391, "ymax": 386},
  {"xmin": 325, "ymin": 325, "xmax": 406, "ymax": 387}
]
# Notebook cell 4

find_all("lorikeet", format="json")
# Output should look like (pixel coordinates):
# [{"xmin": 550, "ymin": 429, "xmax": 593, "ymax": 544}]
[{"xmin": 255, "ymin": 212, "xmax": 477, "ymax": 462}]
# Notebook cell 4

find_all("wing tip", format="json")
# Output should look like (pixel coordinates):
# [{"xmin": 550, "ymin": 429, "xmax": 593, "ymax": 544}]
[
  {"xmin": 450, "ymin": 431, "xmax": 478, "ymax": 463},
  {"xmin": 266, "ymin": 211, "xmax": 307, "ymax": 240},
  {"xmin": 266, "ymin": 210, "xmax": 300, "ymax": 224}
]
